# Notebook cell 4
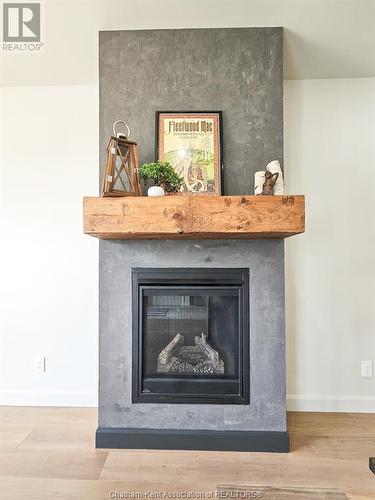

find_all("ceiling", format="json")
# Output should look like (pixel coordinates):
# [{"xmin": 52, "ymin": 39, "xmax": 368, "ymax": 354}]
[{"xmin": 0, "ymin": 0, "xmax": 374, "ymax": 87}]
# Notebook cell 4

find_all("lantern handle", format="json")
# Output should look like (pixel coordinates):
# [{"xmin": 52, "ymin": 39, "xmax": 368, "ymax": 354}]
[{"xmin": 113, "ymin": 120, "xmax": 130, "ymax": 139}]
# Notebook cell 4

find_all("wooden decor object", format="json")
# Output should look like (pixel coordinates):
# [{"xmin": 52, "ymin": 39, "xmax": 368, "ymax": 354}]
[
  {"xmin": 262, "ymin": 171, "xmax": 279, "ymax": 195},
  {"xmin": 83, "ymin": 195, "xmax": 305, "ymax": 240},
  {"xmin": 266, "ymin": 160, "xmax": 284, "ymax": 195},
  {"xmin": 101, "ymin": 121, "xmax": 141, "ymax": 197}
]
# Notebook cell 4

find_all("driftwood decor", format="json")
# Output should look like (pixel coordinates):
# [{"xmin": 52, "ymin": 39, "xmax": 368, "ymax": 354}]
[
  {"xmin": 101, "ymin": 120, "xmax": 142, "ymax": 197},
  {"xmin": 254, "ymin": 160, "xmax": 284, "ymax": 195},
  {"xmin": 254, "ymin": 171, "xmax": 266, "ymax": 195},
  {"xmin": 266, "ymin": 160, "xmax": 284, "ymax": 194},
  {"xmin": 262, "ymin": 171, "xmax": 279, "ymax": 195}
]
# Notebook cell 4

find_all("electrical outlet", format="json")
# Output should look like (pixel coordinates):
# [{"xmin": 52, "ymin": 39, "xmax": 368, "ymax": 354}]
[
  {"xmin": 34, "ymin": 356, "xmax": 46, "ymax": 373},
  {"xmin": 361, "ymin": 360, "xmax": 373, "ymax": 378}
]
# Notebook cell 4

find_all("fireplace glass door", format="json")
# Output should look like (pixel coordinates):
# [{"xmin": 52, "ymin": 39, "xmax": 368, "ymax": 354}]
[{"xmin": 132, "ymin": 269, "xmax": 249, "ymax": 404}]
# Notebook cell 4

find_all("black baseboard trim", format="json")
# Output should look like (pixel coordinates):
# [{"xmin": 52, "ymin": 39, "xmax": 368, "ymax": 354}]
[{"xmin": 96, "ymin": 427, "xmax": 289, "ymax": 452}]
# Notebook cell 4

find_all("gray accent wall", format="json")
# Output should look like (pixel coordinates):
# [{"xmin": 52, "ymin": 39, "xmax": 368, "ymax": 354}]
[
  {"xmin": 98, "ymin": 27, "xmax": 286, "ymax": 432},
  {"xmin": 99, "ymin": 27, "xmax": 283, "ymax": 194}
]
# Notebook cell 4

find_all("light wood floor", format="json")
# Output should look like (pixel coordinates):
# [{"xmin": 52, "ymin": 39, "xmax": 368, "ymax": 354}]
[{"xmin": 0, "ymin": 407, "xmax": 374, "ymax": 499}]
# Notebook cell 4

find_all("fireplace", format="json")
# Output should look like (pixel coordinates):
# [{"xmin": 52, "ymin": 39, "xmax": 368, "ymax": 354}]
[
  {"xmin": 96, "ymin": 27, "xmax": 292, "ymax": 452},
  {"xmin": 132, "ymin": 268, "xmax": 249, "ymax": 404},
  {"xmin": 96, "ymin": 240, "xmax": 289, "ymax": 451}
]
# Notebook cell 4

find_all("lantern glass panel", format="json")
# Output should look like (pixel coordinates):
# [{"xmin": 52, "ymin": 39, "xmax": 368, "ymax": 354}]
[{"xmin": 113, "ymin": 153, "xmax": 132, "ymax": 192}]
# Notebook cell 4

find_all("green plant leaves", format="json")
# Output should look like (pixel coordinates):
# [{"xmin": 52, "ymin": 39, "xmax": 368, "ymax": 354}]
[{"xmin": 139, "ymin": 161, "xmax": 183, "ymax": 193}]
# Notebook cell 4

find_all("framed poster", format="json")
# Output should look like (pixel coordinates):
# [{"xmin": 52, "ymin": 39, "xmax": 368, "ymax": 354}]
[{"xmin": 156, "ymin": 111, "xmax": 223, "ymax": 195}]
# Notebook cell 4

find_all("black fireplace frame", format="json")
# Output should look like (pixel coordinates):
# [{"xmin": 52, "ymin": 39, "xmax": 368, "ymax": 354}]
[{"xmin": 132, "ymin": 268, "xmax": 250, "ymax": 405}]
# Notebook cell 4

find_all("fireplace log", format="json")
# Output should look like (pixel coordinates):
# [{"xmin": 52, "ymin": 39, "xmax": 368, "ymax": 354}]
[
  {"xmin": 158, "ymin": 333, "xmax": 184, "ymax": 365},
  {"xmin": 195, "ymin": 333, "xmax": 221, "ymax": 367}
]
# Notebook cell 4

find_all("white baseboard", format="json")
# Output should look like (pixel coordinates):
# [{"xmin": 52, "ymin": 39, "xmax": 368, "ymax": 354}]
[
  {"xmin": 0, "ymin": 390, "xmax": 97, "ymax": 407},
  {"xmin": 287, "ymin": 394, "xmax": 375, "ymax": 413},
  {"xmin": 1, "ymin": 391, "xmax": 374, "ymax": 412}
]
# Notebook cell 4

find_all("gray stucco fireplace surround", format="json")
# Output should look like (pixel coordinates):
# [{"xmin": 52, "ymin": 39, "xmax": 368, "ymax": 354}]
[
  {"xmin": 97, "ymin": 240, "xmax": 289, "ymax": 452},
  {"xmin": 92, "ymin": 27, "xmax": 302, "ymax": 452}
]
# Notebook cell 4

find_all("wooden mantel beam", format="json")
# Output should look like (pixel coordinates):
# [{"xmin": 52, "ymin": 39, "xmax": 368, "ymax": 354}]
[{"xmin": 83, "ymin": 195, "xmax": 305, "ymax": 240}]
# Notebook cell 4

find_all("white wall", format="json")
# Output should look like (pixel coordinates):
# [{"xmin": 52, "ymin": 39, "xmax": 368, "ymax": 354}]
[
  {"xmin": 1, "ymin": 0, "xmax": 375, "ymax": 86},
  {"xmin": 0, "ymin": 85, "xmax": 99, "ymax": 405},
  {"xmin": 285, "ymin": 78, "xmax": 375, "ymax": 411},
  {"xmin": 0, "ymin": 1, "xmax": 374, "ymax": 410}
]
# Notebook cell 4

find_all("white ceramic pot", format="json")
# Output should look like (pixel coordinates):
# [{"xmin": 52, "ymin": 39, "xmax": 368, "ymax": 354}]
[{"xmin": 147, "ymin": 185, "xmax": 165, "ymax": 197}]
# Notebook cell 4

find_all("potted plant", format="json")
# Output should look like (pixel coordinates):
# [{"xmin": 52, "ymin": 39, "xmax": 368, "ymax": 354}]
[{"xmin": 139, "ymin": 161, "xmax": 183, "ymax": 196}]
